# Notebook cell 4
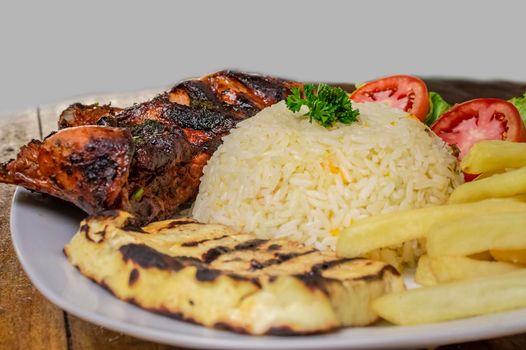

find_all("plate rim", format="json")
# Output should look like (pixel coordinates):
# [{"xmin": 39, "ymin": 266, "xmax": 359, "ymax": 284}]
[{"xmin": 10, "ymin": 186, "xmax": 526, "ymax": 349}]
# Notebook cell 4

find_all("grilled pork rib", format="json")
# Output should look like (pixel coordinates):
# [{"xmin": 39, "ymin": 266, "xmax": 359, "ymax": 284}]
[
  {"xmin": 0, "ymin": 71, "xmax": 301, "ymax": 223},
  {"xmin": 64, "ymin": 211, "xmax": 405, "ymax": 335}
]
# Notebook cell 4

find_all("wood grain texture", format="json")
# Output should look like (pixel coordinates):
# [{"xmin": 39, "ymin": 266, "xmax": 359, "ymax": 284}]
[
  {"xmin": 67, "ymin": 315, "xmax": 174, "ymax": 350},
  {"xmin": 3, "ymin": 80, "xmax": 526, "ymax": 349},
  {"xmin": 439, "ymin": 334, "xmax": 526, "ymax": 350},
  {"xmin": 0, "ymin": 109, "xmax": 41, "ymax": 158},
  {"xmin": 0, "ymin": 110, "xmax": 67, "ymax": 350}
]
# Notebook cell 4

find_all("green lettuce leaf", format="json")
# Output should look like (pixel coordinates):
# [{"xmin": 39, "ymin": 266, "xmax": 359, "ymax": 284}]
[
  {"xmin": 509, "ymin": 92, "xmax": 526, "ymax": 124},
  {"xmin": 425, "ymin": 92, "xmax": 451, "ymax": 126}
]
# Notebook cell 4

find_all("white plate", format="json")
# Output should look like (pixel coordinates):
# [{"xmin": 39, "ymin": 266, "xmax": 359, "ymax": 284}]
[{"xmin": 10, "ymin": 187, "xmax": 526, "ymax": 349}]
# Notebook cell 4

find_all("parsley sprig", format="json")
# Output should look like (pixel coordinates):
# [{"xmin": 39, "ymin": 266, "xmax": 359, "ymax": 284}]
[{"xmin": 285, "ymin": 84, "xmax": 360, "ymax": 128}]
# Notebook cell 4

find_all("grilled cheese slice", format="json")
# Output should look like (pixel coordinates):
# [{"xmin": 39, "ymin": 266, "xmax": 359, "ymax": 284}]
[{"xmin": 64, "ymin": 210, "xmax": 405, "ymax": 335}]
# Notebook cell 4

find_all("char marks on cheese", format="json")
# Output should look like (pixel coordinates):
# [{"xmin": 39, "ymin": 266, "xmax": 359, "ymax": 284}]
[{"xmin": 64, "ymin": 210, "xmax": 406, "ymax": 335}]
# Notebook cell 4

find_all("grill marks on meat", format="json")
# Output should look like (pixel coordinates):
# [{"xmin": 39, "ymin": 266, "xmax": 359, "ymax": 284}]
[
  {"xmin": 0, "ymin": 71, "xmax": 299, "ymax": 223},
  {"xmin": 209, "ymin": 71, "xmax": 301, "ymax": 108},
  {"xmin": 204, "ymin": 71, "xmax": 302, "ymax": 119},
  {"xmin": 0, "ymin": 126, "xmax": 133, "ymax": 213},
  {"xmin": 59, "ymin": 103, "xmax": 122, "ymax": 129}
]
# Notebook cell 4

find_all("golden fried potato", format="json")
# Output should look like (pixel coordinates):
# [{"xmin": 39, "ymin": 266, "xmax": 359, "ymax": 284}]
[
  {"xmin": 473, "ymin": 171, "xmax": 505, "ymax": 181},
  {"xmin": 417, "ymin": 255, "xmax": 519, "ymax": 286},
  {"xmin": 461, "ymin": 140, "xmax": 526, "ymax": 174},
  {"xmin": 336, "ymin": 199, "xmax": 526, "ymax": 258},
  {"xmin": 510, "ymin": 194, "xmax": 526, "ymax": 202},
  {"xmin": 427, "ymin": 212, "xmax": 526, "ymax": 257},
  {"xmin": 468, "ymin": 251, "xmax": 493, "ymax": 261},
  {"xmin": 448, "ymin": 167, "xmax": 526, "ymax": 204},
  {"xmin": 372, "ymin": 269, "xmax": 526, "ymax": 325},
  {"xmin": 414, "ymin": 256, "xmax": 437, "ymax": 286},
  {"xmin": 491, "ymin": 249, "xmax": 526, "ymax": 265}
]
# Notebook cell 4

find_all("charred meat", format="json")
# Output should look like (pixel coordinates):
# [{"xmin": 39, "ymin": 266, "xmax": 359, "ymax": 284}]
[
  {"xmin": 0, "ymin": 71, "xmax": 301, "ymax": 223},
  {"xmin": 58, "ymin": 103, "xmax": 123, "ymax": 129}
]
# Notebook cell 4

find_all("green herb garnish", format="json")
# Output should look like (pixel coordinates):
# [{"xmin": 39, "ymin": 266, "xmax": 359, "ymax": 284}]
[
  {"xmin": 191, "ymin": 99, "xmax": 216, "ymax": 110},
  {"xmin": 131, "ymin": 187, "xmax": 145, "ymax": 201},
  {"xmin": 286, "ymin": 84, "xmax": 360, "ymax": 128},
  {"xmin": 131, "ymin": 119, "xmax": 165, "ymax": 145}
]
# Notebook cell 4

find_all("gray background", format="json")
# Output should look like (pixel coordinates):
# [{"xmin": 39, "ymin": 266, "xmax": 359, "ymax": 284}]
[{"xmin": 0, "ymin": 0, "xmax": 524, "ymax": 116}]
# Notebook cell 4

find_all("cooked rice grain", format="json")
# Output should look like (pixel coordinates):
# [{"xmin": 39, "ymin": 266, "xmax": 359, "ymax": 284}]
[{"xmin": 192, "ymin": 101, "xmax": 463, "ymax": 254}]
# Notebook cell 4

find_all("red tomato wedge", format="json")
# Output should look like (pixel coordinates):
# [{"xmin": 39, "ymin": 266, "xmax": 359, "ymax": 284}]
[
  {"xmin": 431, "ymin": 98, "xmax": 526, "ymax": 159},
  {"xmin": 350, "ymin": 75, "xmax": 430, "ymax": 121}
]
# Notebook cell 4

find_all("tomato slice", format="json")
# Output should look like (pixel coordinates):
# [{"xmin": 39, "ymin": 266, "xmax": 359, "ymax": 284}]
[
  {"xmin": 350, "ymin": 75, "xmax": 430, "ymax": 121},
  {"xmin": 431, "ymin": 98, "xmax": 526, "ymax": 159}
]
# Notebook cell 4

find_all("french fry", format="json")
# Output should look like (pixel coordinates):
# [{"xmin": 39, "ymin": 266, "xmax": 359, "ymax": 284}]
[
  {"xmin": 473, "ymin": 170, "xmax": 505, "ymax": 181},
  {"xmin": 414, "ymin": 256, "xmax": 437, "ymax": 286},
  {"xmin": 336, "ymin": 199, "xmax": 526, "ymax": 258},
  {"xmin": 461, "ymin": 140, "xmax": 526, "ymax": 174},
  {"xmin": 415, "ymin": 255, "xmax": 517, "ymax": 286},
  {"xmin": 468, "ymin": 251, "xmax": 493, "ymax": 261},
  {"xmin": 372, "ymin": 269, "xmax": 526, "ymax": 325},
  {"xmin": 510, "ymin": 194, "xmax": 526, "ymax": 202},
  {"xmin": 427, "ymin": 212, "xmax": 526, "ymax": 257},
  {"xmin": 491, "ymin": 249, "xmax": 526, "ymax": 265},
  {"xmin": 448, "ymin": 167, "xmax": 526, "ymax": 204}
]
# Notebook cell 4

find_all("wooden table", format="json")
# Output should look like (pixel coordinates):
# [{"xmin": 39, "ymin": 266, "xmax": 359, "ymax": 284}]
[{"xmin": 2, "ymin": 80, "xmax": 526, "ymax": 349}]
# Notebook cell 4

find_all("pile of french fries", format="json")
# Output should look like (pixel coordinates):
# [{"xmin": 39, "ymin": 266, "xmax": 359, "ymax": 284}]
[{"xmin": 336, "ymin": 140, "xmax": 526, "ymax": 325}]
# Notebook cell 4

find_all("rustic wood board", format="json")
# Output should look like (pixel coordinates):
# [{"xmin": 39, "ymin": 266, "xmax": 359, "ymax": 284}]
[
  {"xmin": 2, "ymin": 79, "xmax": 526, "ymax": 349},
  {"xmin": 0, "ymin": 110, "xmax": 67, "ymax": 350},
  {"xmin": 66, "ymin": 315, "xmax": 173, "ymax": 350}
]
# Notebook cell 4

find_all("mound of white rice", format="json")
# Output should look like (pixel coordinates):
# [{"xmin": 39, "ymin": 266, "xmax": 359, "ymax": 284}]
[{"xmin": 192, "ymin": 101, "xmax": 462, "ymax": 263}]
